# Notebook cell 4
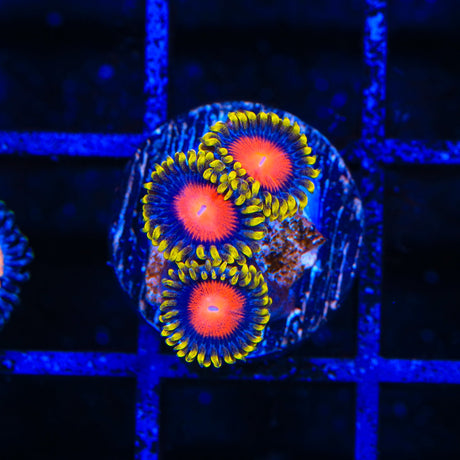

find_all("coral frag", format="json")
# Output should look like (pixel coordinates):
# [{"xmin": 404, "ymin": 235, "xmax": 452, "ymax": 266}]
[
  {"xmin": 0, "ymin": 201, "xmax": 33, "ymax": 330},
  {"xmin": 142, "ymin": 110, "xmax": 320, "ymax": 367}
]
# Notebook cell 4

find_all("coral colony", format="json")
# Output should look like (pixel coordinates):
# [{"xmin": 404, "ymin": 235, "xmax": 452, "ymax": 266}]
[
  {"xmin": 142, "ymin": 110, "xmax": 320, "ymax": 368},
  {"xmin": 0, "ymin": 201, "xmax": 33, "ymax": 331}
]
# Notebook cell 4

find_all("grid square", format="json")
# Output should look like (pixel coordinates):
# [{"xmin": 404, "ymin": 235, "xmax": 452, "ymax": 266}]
[
  {"xmin": 169, "ymin": 0, "xmax": 363, "ymax": 150},
  {"xmin": 0, "ymin": 375, "xmax": 136, "ymax": 460},
  {"xmin": 156, "ymin": 279, "xmax": 359, "ymax": 362},
  {"xmin": 382, "ymin": 165, "xmax": 460, "ymax": 359},
  {"xmin": 160, "ymin": 379, "xmax": 354, "ymax": 459},
  {"xmin": 379, "ymin": 383, "xmax": 460, "ymax": 459},
  {"xmin": 0, "ymin": 156, "xmax": 139, "ymax": 352},
  {"xmin": 387, "ymin": 1, "xmax": 460, "ymax": 139},
  {"xmin": 0, "ymin": 0, "xmax": 145, "ymax": 133}
]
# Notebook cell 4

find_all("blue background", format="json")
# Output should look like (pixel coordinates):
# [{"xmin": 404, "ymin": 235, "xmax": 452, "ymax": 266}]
[{"xmin": 0, "ymin": 1, "xmax": 459, "ymax": 459}]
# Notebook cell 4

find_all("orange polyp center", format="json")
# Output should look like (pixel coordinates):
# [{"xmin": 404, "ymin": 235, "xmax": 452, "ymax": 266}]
[
  {"xmin": 173, "ymin": 183, "xmax": 238, "ymax": 242},
  {"xmin": 188, "ymin": 281, "xmax": 245, "ymax": 338},
  {"xmin": 228, "ymin": 135, "xmax": 293, "ymax": 191}
]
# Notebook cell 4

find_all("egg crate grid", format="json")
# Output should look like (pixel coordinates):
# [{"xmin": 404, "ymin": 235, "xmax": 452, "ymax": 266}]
[{"xmin": 0, "ymin": 0, "xmax": 459, "ymax": 459}]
